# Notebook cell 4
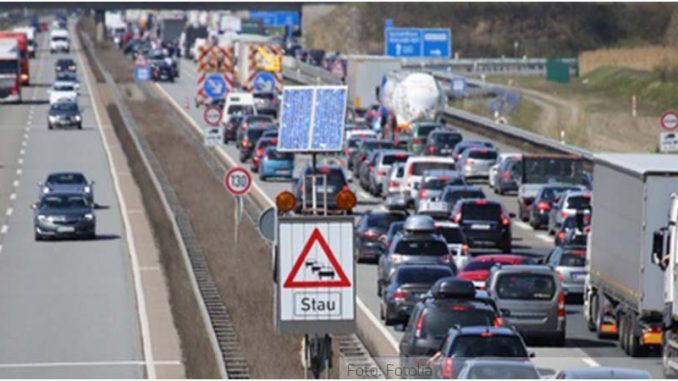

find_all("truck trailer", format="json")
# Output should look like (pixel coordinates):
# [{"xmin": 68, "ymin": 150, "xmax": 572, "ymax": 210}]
[
  {"xmin": 0, "ymin": 38, "xmax": 21, "ymax": 103},
  {"xmin": 344, "ymin": 55, "xmax": 401, "ymax": 113},
  {"xmin": 584, "ymin": 154, "xmax": 678, "ymax": 358}
]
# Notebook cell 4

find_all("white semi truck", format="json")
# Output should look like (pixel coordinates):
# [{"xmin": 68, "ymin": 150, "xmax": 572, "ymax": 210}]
[
  {"xmin": 584, "ymin": 154, "xmax": 678, "ymax": 359},
  {"xmin": 343, "ymin": 55, "xmax": 401, "ymax": 113},
  {"xmin": 379, "ymin": 71, "xmax": 446, "ymax": 133}
]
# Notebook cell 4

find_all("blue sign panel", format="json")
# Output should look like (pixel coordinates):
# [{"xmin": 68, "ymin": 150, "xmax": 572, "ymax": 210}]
[
  {"xmin": 203, "ymin": 73, "xmax": 228, "ymax": 100},
  {"xmin": 252, "ymin": 72, "xmax": 276, "ymax": 93},
  {"xmin": 249, "ymin": 11, "xmax": 300, "ymax": 28},
  {"xmin": 450, "ymin": 77, "xmax": 467, "ymax": 97},
  {"xmin": 278, "ymin": 86, "xmax": 348, "ymax": 152},
  {"xmin": 135, "ymin": 65, "xmax": 151, "ymax": 82},
  {"xmin": 384, "ymin": 27, "xmax": 451, "ymax": 58},
  {"xmin": 384, "ymin": 18, "xmax": 394, "ymax": 28}
]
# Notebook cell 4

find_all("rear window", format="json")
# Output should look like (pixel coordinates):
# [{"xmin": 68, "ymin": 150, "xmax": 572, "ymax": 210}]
[
  {"xmin": 382, "ymin": 153, "xmax": 409, "ymax": 165},
  {"xmin": 394, "ymin": 239, "xmax": 448, "ymax": 256},
  {"xmin": 227, "ymin": 105, "xmax": 254, "ymax": 115},
  {"xmin": 423, "ymin": 308, "xmax": 496, "ymax": 339},
  {"xmin": 415, "ymin": 124, "xmax": 439, "ymax": 137},
  {"xmin": 566, "ymin": 195, "xmax": 591, "ymax": 210},
  {"xmin": 542, "ymin": 187, "xmax": 579, "ymax": 202},
  {"xmin": 247, "ymin": 128, "xmax": 266, "ymax": 141},
  {"xmin": 466, "ymin": 364, "xmax": 539, "ymax": 379},
  {"xmin": 462, "ymin": 203, "xmax": 501, "ymax": 221},
  {"xmin": 560, "ymin": 253, "xmax": 586, "ymax": 267},
  {"xmin": 436, "ymin": 227, "xmax": 466, "ymax": 244},
  {"xmin": 450, "ymin": 335, "xmax": 528, "ymax": 358},
  {"xmin": 47, "ymin": 173, "xmax": 86, "ymax": 184},
  {"xmin": 463, "ymin": 260, "xmax": 501, "ymax": 272},
  {"xmin": 266, "ymin": 148, "xmax": 293, "ymax": 161},
  {"xmin": 411, "ymin": 162, "xmax": 456, "ymax": 176},
  {"xmin": 468, "ymin": 150, "xmax": 498, "ymax": 160},
  {"xmin": 423, "ymin": 178, "xmax": 462, "ymax": 190},
  {"xmin": 444, "ymin": 190, "xmax": 485, "ymax": 203},
  {"xmin": 433, "ymin": 133, "xmax": 462, "ymax": 145},
  {"xmin": 364, "ymin": 213, "xmax": 407, "ymax": 231},
  {"xmin": 397, "ymin": 267, "xmax": 453, "ymax": 284},
  {"xmin": 364, "ymin": 141, "xmax": 395, "ymax": 151},
  {"xmin": 247, "ymin": 116, "xmax": 273, "ymax": 124},
  {"xmin": 495, "ymin": 274, "xmax": 556, "ymax": 300}
]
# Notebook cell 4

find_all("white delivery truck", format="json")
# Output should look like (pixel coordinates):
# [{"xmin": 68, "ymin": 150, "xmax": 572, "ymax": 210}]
[
  {"xmin": 344, "ymin": 55, "xmax": 401, "ymax": 113},
  {"xmin": 584, "ymin": 154, "xmax": 678, "ymax": 358},
  {"xmin": 12, "ymin": 27, "xmax": 36, "ymax": 58},
  {"xmin": 0, "ymin": 38, "xmax": 21, "ymax": 103}
]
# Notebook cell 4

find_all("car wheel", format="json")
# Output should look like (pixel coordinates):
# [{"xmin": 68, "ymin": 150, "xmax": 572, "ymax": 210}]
[
  {"xmin": 78, "ymin": 123, "xmax": 82, "ymax": 130},
  {"xmin": 384, "ymin": 307, "xmax": 397, "ymax": 326},
  {"xmin": 553, "ymin": 330, "xmax": 566, "ymax": 347},
  {"xmin": 619, "ymin": 314, "xmax": 628, "ymax": 352},
  {"xmin": 35, "ymin": 232, "xmax": 43, "ymax": 241},
  {"xmin": 48, "ymin": 123, "xmax": 53, "ymax": 130},
  {"xmin": 627, "ymin": 316, "xmax": 645, "ymax": 357}
]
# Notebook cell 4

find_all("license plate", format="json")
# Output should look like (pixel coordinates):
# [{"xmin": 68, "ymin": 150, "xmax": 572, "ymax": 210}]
[
  {"xmin": 57, "ymin": 226, "xmax": 75, "ymax": 233},
  {"xmin": 276, "ymin": 169, "xmax": 291, "ymax": 174},
  {"xmin": 471, "ymin": 224, "xmax": 491, "ymax": 230},
  {"xmin": 572, "ymin": 272, "xmax": 587, "ymax": 281},
  {"xmin": 441, "ymin": 149, "xmax": 451, "ymax": 154}
]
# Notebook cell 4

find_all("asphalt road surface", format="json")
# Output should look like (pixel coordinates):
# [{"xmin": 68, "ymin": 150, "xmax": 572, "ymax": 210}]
[
  {"xmin": 0, "ymin": 30, "xmax": 144, "ymax": 377},
  {"xmin": 155, "ymin": 57, "xmax": 663, "ymax": 378}
]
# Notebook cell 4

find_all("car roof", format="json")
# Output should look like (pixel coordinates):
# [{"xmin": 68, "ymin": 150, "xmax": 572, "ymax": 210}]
[
  {"xmin": 444, "ymin": 185, "xmax": 483, "ymax": 192},
  {"xmin": 423, "ymin": 169, "xmax": 460, "ymax": 177},
  {"xmin": 491, "ymin": 264, "xmax": 556, "ymax": 275},
  {"xmin": 450, "ymin": 325, "xmax": 517, "ymax": 336},
  {"xmin": 558, "ymin": 367, "xmax": 651, "ymax": 379},
  {"xmin": 466, "ymin": 254, "xmax": 530, "ymax": 263},
  {"xmin": 407, "ymin": 156, "xmax": 456, "ymax": 164},
  {"xmin": 53, "ymin": 81, "xmax": 75, "ymax": 87}
]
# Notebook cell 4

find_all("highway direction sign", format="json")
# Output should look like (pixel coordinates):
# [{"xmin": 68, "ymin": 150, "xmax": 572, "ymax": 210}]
[
  {"xmin": 661, "ymin": 110, "xmax": 678, "ymax": 131},
  {"xmin": 203, "ymin": 73, "xmax": 229, "ymax": 100},
  {"xmin": 224, "ymin": 167, "xmax": 252, "ymax": 196},
  {"xmin": 252, "ymin": 71, "xmax": 277, "ymax": 92},
  {"xmin": 203, "ymin": 105, "xmax": 222, "ymax": 127},
  {"xmin": 248, "ymin": 10, "xmax": 300, "ymax": 28},
  {"xmin": 276, "ymin": 216, "xmax": 355, "ymax": 334},
  {"xmin": 384, "ymin": 27, "xmax": 451, "ymax": 58},
  {"xmin": 204, "ymin": 127, "xmax": 224, "ymax": 147},
  {"xmin": 277, "ymin": 86, "xmax": 348, "ymax": 152}
]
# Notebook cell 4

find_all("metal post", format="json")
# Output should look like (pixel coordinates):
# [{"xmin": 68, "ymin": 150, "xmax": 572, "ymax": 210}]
[{"xmin": 304, "ymin": 334, "xmax": 309, "ymax": 379}]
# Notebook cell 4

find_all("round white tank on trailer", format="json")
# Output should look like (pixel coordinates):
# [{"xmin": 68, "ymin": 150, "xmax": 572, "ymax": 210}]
[{"xmin": 381, "ymin": 71, "xmax": 445, "ymax": 131}]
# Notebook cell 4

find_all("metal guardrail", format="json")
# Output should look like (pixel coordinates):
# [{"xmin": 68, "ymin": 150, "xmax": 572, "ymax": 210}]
[
  {"xmin": 401, "ymin": 57, "xmax": 578, "ymax": 76},
  {"xmin": 286, "ymin": 57, "xmax": 594, "ymax": 164}
]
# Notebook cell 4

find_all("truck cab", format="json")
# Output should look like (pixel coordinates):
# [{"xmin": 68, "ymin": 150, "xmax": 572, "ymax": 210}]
[{"xmin": 0, "ymin": 38, "xmax": 21, "ymax": 103}]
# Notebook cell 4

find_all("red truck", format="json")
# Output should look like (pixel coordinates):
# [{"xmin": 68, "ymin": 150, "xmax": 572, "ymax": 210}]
[
  {"xmin": 0, "ymin": 32, "xmax": 29, "ymax": 85},
  {"xmin": 0, "ymin": 38, "xmax": 22, "ymax": 103}
]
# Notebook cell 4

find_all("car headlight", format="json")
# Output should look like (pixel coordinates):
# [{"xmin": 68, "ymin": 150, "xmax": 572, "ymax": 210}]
[
  {"xmin": 37, "ymin": 214, "xmax": 47, "ymax": 221},
  {"xmin": 84, "ymin": 186, "xmax": 91, "ymax": 193},
  {"xmin": 48, "ymin": 115, "xmax": 58, "ymax": 122},
  {"xmin": 74, "ymin": 115, "xmax": 81, "ymax": 121},
  {"xmin": 42, "ymin": 186, "xmax": 50, "ymax": 194},
  {"xmin": 84, "ymin": 213, "xmax": 94, "ymax": 220}
]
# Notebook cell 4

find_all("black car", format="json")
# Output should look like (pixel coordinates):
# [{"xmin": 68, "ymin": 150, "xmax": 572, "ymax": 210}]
[
  {"xmin": 381, "ymin": 265, "xmax": 454, "ymax": 325},
  {"xmin": 424, "ymin": 129, "xmax": 463, "ymax": 156},
  {"xmin": 429, "ymin": 326, "xmax": 530, "ymax": 379},
  {"xmin": 293, "ymin": 165, "xmax": 352, "ymax": 214},
  {"xmin": 355, "ymin": 211, "xmax": 409, "ymax": 263},
  {"xmin": 148, "ymin": 48, "xmax": 178, "ymax": 79},
  {"xmin": 528, "ymin": 184, "xmax": 582, "ymax": 230},
  {"xmin": 47, "ymin": 100, "xmax": 82, "ymax": 130},
  {"xmin": 55, "ymin": 58, "xmax": 76, "ymax": 73},
  {"xmin": 238, "ymin": 125, "xmax": 269, "ymax": 162},
  {"xmin": 223, "ymin": 115, "xmax": 243, "ymax": 143},
  {"xmin": 236, "ymin": 115, "xmax": 276, "ymax": 147},
  {"xmin": 399, "ymin": 278, "xmax": 501, "ymax": 375},
  {"xmin": 440, "ymin": 185, "xmax": 485, "ymax": 213},
  {"xmin": 148, "ymin": 56, "xmax": 175, "ymax": 82},
  {"xmin": 451, "ymin": 199, "xmax": 513, "ymax": 252},
  {"xmin": 33, "ymin": 191, "xmax": 96, "ymax": 240}
]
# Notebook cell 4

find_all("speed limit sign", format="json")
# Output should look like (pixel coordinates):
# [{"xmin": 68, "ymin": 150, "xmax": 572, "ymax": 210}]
[{"xmin": 224, "ymin": 167, "xmax": 252, "ymax": 196}]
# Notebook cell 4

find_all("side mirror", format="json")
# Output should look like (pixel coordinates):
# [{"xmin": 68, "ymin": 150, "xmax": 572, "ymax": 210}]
[
  {"xmin": 653, "ymin": 228, "xmax": 669, "ymax": 270},
  {"xmin": 509, "ymin": 212, "xmax": 516, "ymax": 219}
]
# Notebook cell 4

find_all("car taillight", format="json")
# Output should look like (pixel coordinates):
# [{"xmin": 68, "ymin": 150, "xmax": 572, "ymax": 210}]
[
  {"xmin": 466, "ymin": 159, "xmax": 475, "ymax": 165},
  {"xmin": 558, "ymin": 291, "xmax": 565, "ymax": 318},
  {"xmin": 557, "ymin": 231, "xmax": 566, "ymax": 241},
  {"xmin": 388, "ymin": 181, "xmax": 398, "ymax": 188},
  {"xmin": 555, "ymin": 270, "xmax": 565, "ymax": 283},
  {"xmin": 428, "ymin": 146, "xmax": 435, "ymax": 154},
  {"xmin": 390, "ymin": 254, "xmax": 404, "ymax": 264},
  {"xmin": 493, "ymin": 317, "xmax": 504, "ymax": 327},
  {"xmin": 362, "ymin": 230, "xmax": 379, "ymax": 239},
  {"xmin": 414, "ymin": 311, "xmax": 426, "ymax": 338},
  {"xmin": 413, "ymin": 138, "xmax": 421, "ymax": 144},
  {"xmin": 440, "ymin": 253, "xmax": 452, "ymax": 263},
  {"xmin": 368, "ymin": 165, "xmax": 374, "ymax": 171},
  {"xmin": 393, "ymin": 290, "xmax": 409, "ymax": 301},
  {"xmin": 501, "ymin": 171, "xmax": 510, "ymax": 180},
  {"xmin": 377, "ymin": 170, "xmax": 386, "ymax": 176},
  {"xmin": 242, "ymin": 138, "xmax": 250, "ymax": 148},
  {"xmin": 441, "ymin": 358, "xmax": 454, "ymax": 378},
  {"xmin": 501, "ymin": 214, "xmax": 511, "ymax": 226},
  {"xmin": 10, "ymin": 85, "xmax": 18, "ymax": 95},
  {"xmin": 418, "ymin": 189, "xmax": 428, "ymax": 198},
  {"xmin": 537, "ymin": 201, "xmax": 551, "ymax": 211},
  {"xmin": 461, "ymin": 244, "xmax": 469, "ymax": 256},
  {"xmin": 452, "ymin": 212, "xmax": 461, "ymax": 224},
  {"xmin": 342, "ymin": 185, "xmax": 351, "ymax": 192},
  {"xmin": 560, "ymin": 211, "xmax": 569, "ymax": 219},
  {"xmin": 256, "ymin": 148, "xmax": 264, "ymax": 157}
]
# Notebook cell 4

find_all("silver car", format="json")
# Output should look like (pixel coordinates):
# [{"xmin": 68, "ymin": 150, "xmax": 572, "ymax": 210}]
[
  {"xmin": 457, "ymin": 359, "xmax": 541, "ymax": 379},
  {"xmin": 460, "ymin": 147, "xmax": 499, "ymax": 181},
  {"xmin": 556, "ymin": 367, "xmax": 651, "ymax": 379},
  {"xmin": 489, "ymin": 153, "xmax": 521, "ymax": 189},
  {"xmin": 544, "ymin": 246, "xmax": 587, "ymax": 297},
  {"xmin": 414, "ymin": 169, "xmax": 465, "ymax": 212},
  {"xmin": 486, "ymin": 265, "xmax": 566, "ymax": 345},
  {"xmin": 547, "ymin": 190, "xmax": 592, "ymax": 234},
  {"xmin": 369, "ymin": 150, "xmax": 410, "ymax": 197}
]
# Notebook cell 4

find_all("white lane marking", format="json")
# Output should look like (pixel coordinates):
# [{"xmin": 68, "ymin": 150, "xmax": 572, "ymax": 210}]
[
  {"xmin": 581, "ymin": 357, "xmax": 600, "ymax": 367},
  {"xmin": 514, "ymin": 220, "xmax": 532, "ymax": 230},
  {"xmin": 155, "ymin": 81, "xmax": 401, "ymax": 353},
  {"xmin": 17, "ymin": 158, "xmax": 23, "ymax": 165},
  {"xmin": 16, "ymin": 169, "xmax": 22, "ymax": 176},
  {"xmin": 9, "ymin": 193, "xmax": 16, "ymax": 201},
  {"xmin": 0, "ymin": 225, "xmax": 7, "ymax": 234},
  {"xmin": 536, "ymin": 233, "xmax": 553, "ymax": 243},
  {"xmin": 76, "ymin": 34, "xmax": 157, "ymax": 379},
  {"xmin": 12, "ymin": 180, "xmax": 19, "ymax": 187},
  {"xmin": 357, "ymin": 190, "xmax": 371, "ymax": 199},
  {"xmin": 5, "ymin": 208, "xmax": 12, "ymax": 217},
  {"xmin": 0, "ymin": 360, "xmax": 182, "ymax": 369},
  {"xmin": 23, "ymin": 133, "xmax": 28, "ymax": 139},
  {"xmin": 19, "ymin": 149, "xmax": 25, "ymax": 156},
  {"xmin": 140, "ymin": 266, "xmax": 161, "ymax": 272},
  {"xmin": 0, "ymin": 245, "xmax": 2, "ymax": 254}
]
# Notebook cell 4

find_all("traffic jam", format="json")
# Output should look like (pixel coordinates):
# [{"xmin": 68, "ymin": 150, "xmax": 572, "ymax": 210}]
[{"xmin": 119, "ymin": 12, "xmax": 674, "ymax": 377}]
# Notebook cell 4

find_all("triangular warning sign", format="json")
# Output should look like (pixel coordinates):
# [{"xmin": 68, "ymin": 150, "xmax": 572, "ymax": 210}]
[{"xmin": 283, "ymin": 228, "xmax": 351, "ymax": 288}]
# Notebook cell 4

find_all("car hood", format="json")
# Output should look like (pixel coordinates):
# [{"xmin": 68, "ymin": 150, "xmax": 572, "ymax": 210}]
[{"xmin": 49, "ymin": 110, "xmax": 79, "ymax": 118}]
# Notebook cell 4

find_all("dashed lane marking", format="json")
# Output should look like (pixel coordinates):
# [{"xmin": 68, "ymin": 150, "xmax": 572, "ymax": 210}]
[
  {"xmin": 5, "ymin": 208, "xmax": 12, "ymax": 217},
  {"xmin": 582, "ymin": 357, "xmax": 600, "ymax": 367},
  {"xmin": 16, "ymin": 169, "xmax": 22, "ymax": 176},
  {"xmin": 0, "ymin": 360, "xmax": 182, "ymax": 369},
  {"xmin": 12, "ymin": 180, "xmax": 19, "ymax": 188},
  {"xmin": 0, "ymin": 225, "xmax": 7, "ymax": 235},
  {"xmin": 9, "ymin": 193, "xmax": 16, "ymax": 201}
]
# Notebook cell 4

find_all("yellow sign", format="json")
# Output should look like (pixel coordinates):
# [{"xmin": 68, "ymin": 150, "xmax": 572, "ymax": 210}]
[{"xmin": 255, "ymin": 46, "xmax": 282, "ymax": 73}]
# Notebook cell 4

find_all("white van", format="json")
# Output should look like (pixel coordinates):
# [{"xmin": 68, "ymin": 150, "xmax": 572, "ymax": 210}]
[
  {"xmin": 402, "ymin": 156, "xmax": 456, "ymax": 206},
  {"xmin": 220, "ymin": 92, "xmax": 256, "ymax": 125},
  {"xmin": 49, "ymin": 29, "xmax": 70, "ymax": 53}
]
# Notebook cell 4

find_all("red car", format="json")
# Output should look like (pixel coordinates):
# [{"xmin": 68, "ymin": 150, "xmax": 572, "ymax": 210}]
[
  {"xmin": 457, "ymin": 254, "xmax": 534, "ymax": 289},
  {"xmin": 251, "ymin": 137, "xmax": 278, "ymax": 173}
]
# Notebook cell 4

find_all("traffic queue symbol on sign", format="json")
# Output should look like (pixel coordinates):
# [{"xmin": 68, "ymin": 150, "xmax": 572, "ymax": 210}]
[
  {"xmin": 224, "ymin": 167, "xmax": 252, "ymax": 196},
  {"xmin": 661, "ymin": 110, "xmax": 678, "ymax": 131},
  {"xmin": 283, "ymin": 228, "xmax": 351, "ymax": 288},
  {"xmin": 203, "ymin": 73, "xmax": 229, "ymax": 100}
]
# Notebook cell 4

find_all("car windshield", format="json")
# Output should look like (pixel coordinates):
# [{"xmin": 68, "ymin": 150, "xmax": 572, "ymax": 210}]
[
  {"xmin": 433, "ymin": 133, "xmax": 462, "ymax": 145},
  {"xmin": 423, "ymin": 308, "xmax": 496, "ymax": 339},
  {"xmin": 464, "ymin": 260, "xmax": 503, "ymax": 272},
  {"xmin": 47, "ymin": 173, "xmax": 86, "ymax": 184},
  {"xmin": 424, "ymin": 178, "xmax": 462, "ymax": 190},
  {"xmin": 51, "ymin": 102, "xmax": 77, "ymax": 111},
  {"xmin": 227, "ymin": 105, "xmax": 255, "ymax": 115},
  {"xmin": 566, "ymin": 195, "xmax": 591, "ymax": 209},
  {"xmin": 266, "ymin": 148, "xmax": 292, "ymax": 161},
  {"xmin": 41, "ymin": 195, "xmax": 88, "ymax": 208},
  {"xmin": 466, "ymin": 364, "xmax": 539, "ymax": 379},
  {"xmin": 522, "ymin": 157, "xmax": 585, "ymax": 184},
  {"xmin": 411, "ymin": 162, "xmax": 455, "ymax": 176},
  {"xmin": 0, "ymin": 60, "xmax": 18, "ymax": 75},
  {"xmin": 468, "ymin": 150, "xmax": 498, "ymax": 160},
  {"xmin": 394, "ymin": 239, "xmax": 448, "ymax": 256},
  {"xmin": 560, "ymin": 252, "xmax": 586, "ymax": 267},
  {"xmin": 364, "ymin": 213, "xmax": 407, "ymax": 231},
  {"xmin": 436, "ymin": 226, "xmax": 465, "ymax": 244},
  {"xmin": 398, "ymin": 267, "xmax": 453, "ymax": 284},
  {"xmin": 444, "ymin": 190, "xmax": 485, "ymax": 203},
  {"xmin": 415, "ymin": 124, "xmax": 439, "ymax": 137},
  {"xmin": 382, "ymin": 153, "xmax": 409, "ymax": 165},
  {"xmin": 462, "ymin": 203, "xmax": 501, "ymax": 221},
  {"xmin": 450, "ymin": 335, "xmax": 528, "ymax": 358},
  {"xmin": 496, "ymin": 274, "xmax": 556, "ymax": 300}
]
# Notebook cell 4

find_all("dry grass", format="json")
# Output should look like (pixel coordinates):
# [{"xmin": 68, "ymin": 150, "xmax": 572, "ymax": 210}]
[{"xmin": 579, "ymin": 45, "xmax": 678, "ymax": 75}]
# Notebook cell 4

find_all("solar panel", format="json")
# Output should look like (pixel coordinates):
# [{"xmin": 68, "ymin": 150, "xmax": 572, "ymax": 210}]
[{"xmin": 278, "ymin": 86, "xmax": 348, "ymax": 152}]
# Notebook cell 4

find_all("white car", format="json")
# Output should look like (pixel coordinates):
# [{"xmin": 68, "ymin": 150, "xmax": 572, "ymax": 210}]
[
  {"xmin": 48, "ymin": 81, "xmax": 79, "ymax": 105},
  {"xmin": 402, "ymin": 156, "xmax": 456, "ymax": 206},
  {"xmin": 434, "ymin": 221, "xmax": 471, "ymax": 270},
  {"xmin": 220, "ymin": 92, "xmax": 256, "ymax": 124},
  {"xmin": 49, "ymin": 29, "xmax": 70, "ymax": 53},
  {"xmin": 345, "ymin": 129, "xmax": 377, "ymax": 142}
]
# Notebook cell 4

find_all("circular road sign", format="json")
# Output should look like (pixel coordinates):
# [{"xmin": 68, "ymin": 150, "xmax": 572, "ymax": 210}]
[
  {"xmin": 661, "ymin": 110, "xmax": 678, "ymax": 131},
  {"xmin": 203, "ymin": 73, "xmax": 229, "ymax": 100},
  {"xmin": 204, "ymin": 105, "xmax": 222, "ymax": 127},
  {"xmin": 252, "ymin": 71, "xmax": 276, "ymax": 92},
  {"xmin": 224, "ymin": 167, "xmax": 252, "ymax": 196}
]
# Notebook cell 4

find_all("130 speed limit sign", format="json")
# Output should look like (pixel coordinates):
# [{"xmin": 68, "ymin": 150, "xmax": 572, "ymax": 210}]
[{"xmin": 224, "ymin": 167, "xmax": 252, "ymax": 196}]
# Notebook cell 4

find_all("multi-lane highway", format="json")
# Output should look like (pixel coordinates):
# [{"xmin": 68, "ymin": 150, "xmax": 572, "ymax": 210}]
[
  {"xmin": 0, "ymin": 25, "xmax": 183, "ymax": 378},
  {"xmin": 152, "ymin": 57, "xmax": 664, "ymax": 377}
]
